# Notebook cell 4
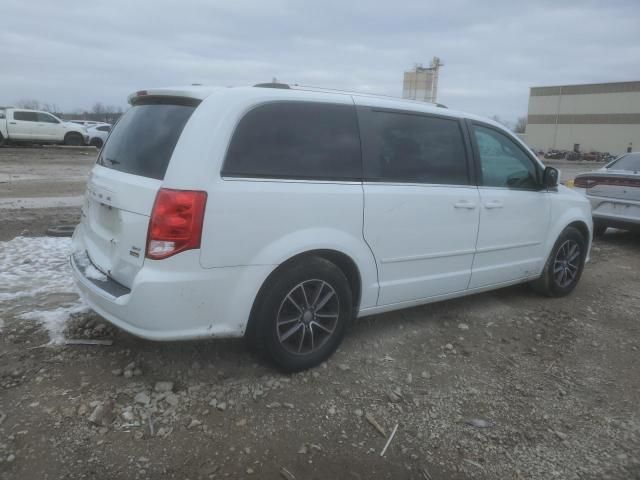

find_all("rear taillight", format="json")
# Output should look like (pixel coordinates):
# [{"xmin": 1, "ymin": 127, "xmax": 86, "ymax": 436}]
[
  {"xmin": 573, "ymin": 176, "xmax": 594, "ymax": 188},
  {"xmin": 146, "ymin": 188, "xmax": 207, "ymax": 260},
  {"xmin": 574, "ymin": 176, "xmax": 640, "ymax": 189}
]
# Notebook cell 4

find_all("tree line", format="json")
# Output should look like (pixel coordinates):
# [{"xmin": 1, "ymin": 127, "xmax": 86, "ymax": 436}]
[{"xmin": 12, "ymin": 99, "xmax": 124, "ymax": 123}]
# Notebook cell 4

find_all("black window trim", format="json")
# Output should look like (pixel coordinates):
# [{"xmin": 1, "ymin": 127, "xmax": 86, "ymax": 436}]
[
  {"xmin": 14, "ymin": 111, "xmax": 39, "ymax": 122},
  {"xmin": 358, "ymin": 106, "xmax": 475, "ymax": 187},
  {"xmin": 220, "ymin": 100, "xmax": 364, "ymax": 182},
  {"xmin": 465, "ymin": 119, "xmax": 544, "ymax": 191}
]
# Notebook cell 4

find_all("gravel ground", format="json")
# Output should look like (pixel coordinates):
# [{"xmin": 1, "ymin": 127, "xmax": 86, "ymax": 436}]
[{"xmin": 0, "ymin": 147, "xmax": 638, "ymax": 479}]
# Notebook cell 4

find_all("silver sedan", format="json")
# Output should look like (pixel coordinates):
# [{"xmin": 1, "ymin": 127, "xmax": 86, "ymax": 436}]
[{"xmin": 574, "ymin": 152, "xmax": 640, "ymax": 236}]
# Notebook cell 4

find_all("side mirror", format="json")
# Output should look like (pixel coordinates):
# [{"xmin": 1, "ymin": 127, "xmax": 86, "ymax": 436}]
[{"xmin": 543, "ymin": 166, "xmax": 559, "ymax": 188}]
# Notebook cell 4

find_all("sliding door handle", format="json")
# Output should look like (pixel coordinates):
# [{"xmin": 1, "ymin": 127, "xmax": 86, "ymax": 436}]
[{"xmin": 454, "ymin": 201, "xmax": 477, "ymax": 209}]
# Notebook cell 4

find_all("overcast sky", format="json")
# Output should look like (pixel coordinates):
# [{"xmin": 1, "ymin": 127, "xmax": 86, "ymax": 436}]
[{"xmin": 2, "ymin": 0, "xmax": 639, "ymax": 123}]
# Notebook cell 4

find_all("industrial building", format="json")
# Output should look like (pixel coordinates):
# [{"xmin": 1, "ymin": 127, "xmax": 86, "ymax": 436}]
[
  {"xmin": 402, "ymin": 57, "xmax": 443, "ymax": 103},
  {"xmin": 524, "ymin": 80, "xmax": 640, "ymax": 155}
]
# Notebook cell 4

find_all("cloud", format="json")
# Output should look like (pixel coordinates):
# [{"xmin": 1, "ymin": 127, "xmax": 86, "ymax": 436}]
[{"xmin": 1, "ymin": 0, "xmax": 638, "ymax": 121}]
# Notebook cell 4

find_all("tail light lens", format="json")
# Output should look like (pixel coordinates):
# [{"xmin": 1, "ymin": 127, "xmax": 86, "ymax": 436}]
[
  {"xmin": 574, "ymin": 176, "xmax": 640, "ymax": 189},
  {"xmin": 146, "ymin": 188, "xmax": 207, "ymax": 260},
  {"xmin": 573, "ymin": 176, "xmax": 594, "ymax": 188}
]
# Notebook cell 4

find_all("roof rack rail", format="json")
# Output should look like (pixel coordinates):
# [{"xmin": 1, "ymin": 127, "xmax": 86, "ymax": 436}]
[
  {"xmin": 253, "ymin": 82, "xmax": 290, "ymax": 89},
  {"xmin": 290, "ymin": 84, "xmax": 447, "ymax": 108},
  {"xmin": 251, "ymin": 83, "xmax": 448, "ymax": 108}
]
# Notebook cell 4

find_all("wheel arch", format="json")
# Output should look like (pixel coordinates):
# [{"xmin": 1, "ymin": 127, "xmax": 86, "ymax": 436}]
[
  {"xmin": 245, "ymin": 249, "xmax": 362, "ymax": 338},
  {"xmin": 566, "ymin": 220, "xmax": 590, "ymax": 243}
]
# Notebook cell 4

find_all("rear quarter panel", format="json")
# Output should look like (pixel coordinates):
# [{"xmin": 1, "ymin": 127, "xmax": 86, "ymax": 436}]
[{"xmin": 199, "ymin": 178, "xmax": 379, "ymax": 310}]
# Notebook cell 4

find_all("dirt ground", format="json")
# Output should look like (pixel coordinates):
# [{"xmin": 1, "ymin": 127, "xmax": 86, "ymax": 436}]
[{"xmin": 1, "ymin": 147, "xmax": 639, "ymax": 480}]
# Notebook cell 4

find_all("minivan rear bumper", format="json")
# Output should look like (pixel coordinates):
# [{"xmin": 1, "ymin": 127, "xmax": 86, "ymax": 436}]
[{"xmin": 70, "ymin": 228, "xmax": 273, "ymax": 341}]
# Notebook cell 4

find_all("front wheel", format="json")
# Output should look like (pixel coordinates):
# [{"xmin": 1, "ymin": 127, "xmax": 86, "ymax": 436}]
[
  {"xmin": 530, "ymin": 226, "xmax": 587, "ymax": 297},
  {"xmin": 64, "ymin": 132, "xmax": 84, "ymax": 146},
  {"xmin": 248, "ymin": 257, "xmax": 353, "ymax": 372}
]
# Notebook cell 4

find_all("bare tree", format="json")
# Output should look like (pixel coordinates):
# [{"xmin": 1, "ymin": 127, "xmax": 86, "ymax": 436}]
[
  {"xmin": 514, "ymin": 116, "xmax": 527, "ymax": 134},
  {"xmin": 41, "ymin": 103, "xmax": 60, "ymax": 114},
  {"xmin": 490, "ymin": 115, "xmax": 509, "ymax": 127},
  {"xmin": 91, "ymin": 102, "xmax": 107, "ymax": 115},
  {"xmin": 15, "ymin": 99, "xmax": 41, "ymax": 110}
]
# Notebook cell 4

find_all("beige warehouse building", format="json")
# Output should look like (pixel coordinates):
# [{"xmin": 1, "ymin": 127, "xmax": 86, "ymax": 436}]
[{"xmin": 525, "ymin": 81, "xmax": 640, "ymax": 155}]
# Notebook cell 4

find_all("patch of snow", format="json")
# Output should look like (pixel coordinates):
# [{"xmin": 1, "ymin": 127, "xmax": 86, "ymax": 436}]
[
  {"xmin": 20, "ymin": 304, "xmax": 89, "ymax": 344},
  {"xmin": 0, "ymin": 195, "xmax": 84, "ymax": 210},
  {"xmin": 0, "ymin": 236, "xmax": 87, "ymax": 341}
]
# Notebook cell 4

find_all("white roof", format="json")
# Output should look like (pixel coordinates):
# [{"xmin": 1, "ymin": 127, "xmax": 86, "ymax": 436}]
[{"xmin": 126, "ymin": 84, "xmax": 506, "ymax": 130}]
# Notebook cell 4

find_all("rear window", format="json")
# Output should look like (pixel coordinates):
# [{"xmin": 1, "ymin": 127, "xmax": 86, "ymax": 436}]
[
  {"xmin": 14, "ymin": 111, "xmax": 39, "ymax": 122},
  {"xmin": 98, "ymin": 99, "xmax": 197, "ymax": 180},
  {"xmin": 222, "ymin": 101, "xmax": 362, "ymax": 180},
  {"xmin": 608, "ymin": 153, "xmax": 640, "ymax": 172}
]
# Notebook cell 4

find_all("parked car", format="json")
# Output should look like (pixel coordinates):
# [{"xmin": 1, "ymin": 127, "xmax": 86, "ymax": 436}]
[
  {"xmin": 0, "ymin": 108, "xmax": 88, "ymax": 146},
  {"xmin": 87, "ymin": 123, "xmax": 111, "ymax": 148},
  {"xmin": 70, "ymin": 85, "xmax": 592, "ymax": 371},
  {"xmin": 574, "ymin": 152, "xmax": 640, "ymax": 236}
]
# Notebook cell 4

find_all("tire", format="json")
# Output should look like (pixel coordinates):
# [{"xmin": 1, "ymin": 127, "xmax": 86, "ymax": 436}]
[
  {"xmin": 0, "ymin": 133, "xmax": 5, "ymax": 147},
  {"xmin": 248, "ymin": 256, "xmax": 353, "ymax": 372},
  {"xmin": 593, "ymin": 222, "xmax": 607, "ymax": 238},
  {"xmin": 64, "ymin": 132, "xmax": 84, "ymax": 146},
  {"xmin": 89, "ymin": 137, "xmax": 103, "ymax": 149},
  {"xmin": 530, "ymin": 226, "xmax": 587, "ymax": 297}
]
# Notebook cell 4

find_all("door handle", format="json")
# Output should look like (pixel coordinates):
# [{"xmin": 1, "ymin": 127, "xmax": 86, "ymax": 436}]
[
  {"xmin": 9, "ymin": 121, "xmax": 16, "ymax": 124},
  {"xmin": 484, "ymin": 200, "xmax": 504, "ymax": 209},
  {"xmin": 454, "ymin": 201, "xmax": 477, "ymax": 209}
]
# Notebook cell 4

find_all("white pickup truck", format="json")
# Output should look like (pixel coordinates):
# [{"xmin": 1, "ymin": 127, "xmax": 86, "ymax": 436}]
[{"xmin": 0, "ymin": 107, "xmax": 89, "ymax": 146}]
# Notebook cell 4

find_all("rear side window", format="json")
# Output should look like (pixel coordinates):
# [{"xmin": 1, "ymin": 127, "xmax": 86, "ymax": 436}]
[
  {"xmin": 359, "ymin": 109, "xmax": 469, "ymax": 185},
  {"xmin": 222, "ymin": 102, "xmax": 361, "ymax": 180},
  {"xmin": 14, "ymin": 111, "xmax": 38, "ymax": 122},
  {"xmin": 98, "ymin": 100, "xmax": 197, "ymax": 180}
]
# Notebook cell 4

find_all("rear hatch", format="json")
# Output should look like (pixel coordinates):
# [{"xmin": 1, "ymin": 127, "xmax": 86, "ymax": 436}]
[
  {"xmin": 81, "ymin": 97, "xmax": 198, "ymax": 288},
  {"xmin": 584, "ymin": 172, "xmax": 640, "ymax": 201}
]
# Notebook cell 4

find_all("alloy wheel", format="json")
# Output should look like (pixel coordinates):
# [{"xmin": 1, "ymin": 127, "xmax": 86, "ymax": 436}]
[
  {"xmin": 553, "ymin": 239, "xmax": 581, "ymax": 288},
  {"xmin": 276, "ymin": 279, "xmax": 340, "ymax": 355}
]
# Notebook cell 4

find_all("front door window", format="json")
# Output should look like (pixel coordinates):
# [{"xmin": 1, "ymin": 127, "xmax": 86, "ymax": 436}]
[{"xmin": 473, "ymin": 125, "xmax": 539, "ymax": 190}]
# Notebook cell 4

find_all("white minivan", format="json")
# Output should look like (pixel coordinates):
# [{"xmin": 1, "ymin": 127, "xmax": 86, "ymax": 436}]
[{"xmin": 71, "ymin": 84, "xmax": 592, "ymax": 371}]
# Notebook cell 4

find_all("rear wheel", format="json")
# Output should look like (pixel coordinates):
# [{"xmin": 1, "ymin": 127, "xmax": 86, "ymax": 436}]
[
  {"xmin": 0, "ymin": 133, "xmax": 5, "ymax": 146},
  {"xmin": 89, "ymin": 137, "xmax": 103, "ymax": 149},
  {"xmin": 530, "ymin": 226, "xmax": 587, "ymax": 297},
  {"xmin": 64, "ymin": 132, "xmax": 83, "ymax": 146},
  {"xmin": 248, "ymin": 257, "xmax": 353, "ymax": 372}
]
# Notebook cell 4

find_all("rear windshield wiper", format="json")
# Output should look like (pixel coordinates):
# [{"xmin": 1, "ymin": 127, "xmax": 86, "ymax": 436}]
[{"xmin": 103, "ymin": 157, "xmax": 120, "ymax": 165}]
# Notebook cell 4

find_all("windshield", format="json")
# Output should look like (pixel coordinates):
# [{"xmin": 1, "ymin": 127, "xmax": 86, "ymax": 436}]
[
  {"xmin": 98, "ymin": 100, "xmax": 197, "ymax": 180},
  {"xmin": 607, "ymin": 153, "xmax": 640, "ymax": 172}
]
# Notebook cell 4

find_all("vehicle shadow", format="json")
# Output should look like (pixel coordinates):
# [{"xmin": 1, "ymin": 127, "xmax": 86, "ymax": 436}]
[{"xmin": 64, "ymin": 228, "xmax": 637, "ymax": 378}]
